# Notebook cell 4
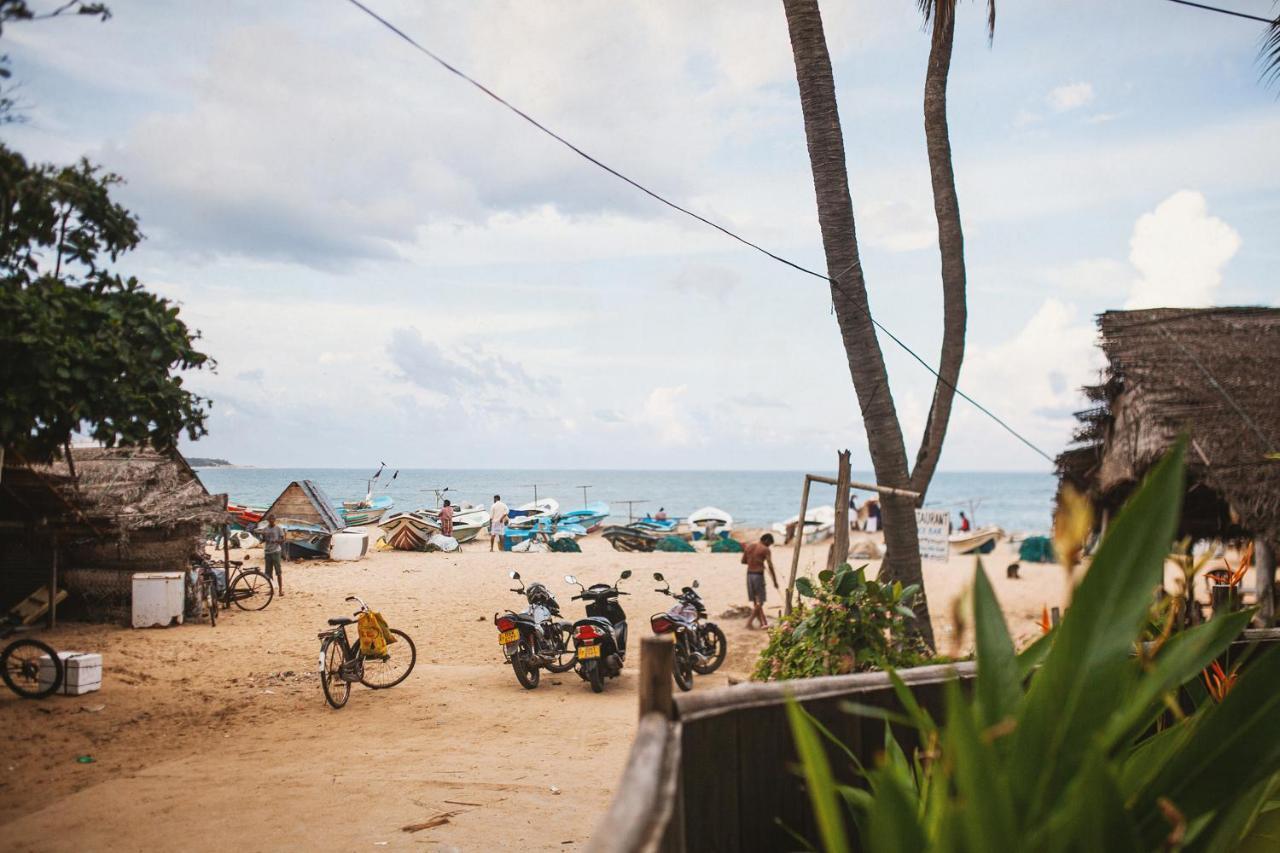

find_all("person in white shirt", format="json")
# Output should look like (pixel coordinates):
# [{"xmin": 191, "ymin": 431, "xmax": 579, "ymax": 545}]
[{"xmin": 489, "ymin": 494, "xmax": 509, "ymax": 552}]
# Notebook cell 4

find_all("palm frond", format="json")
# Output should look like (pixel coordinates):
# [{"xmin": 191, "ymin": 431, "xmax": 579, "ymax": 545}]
[
  {"xmin": 917, "ymin": 0, "xmax": 996, "ymax": 42},
  {"xmin": 1264, "ymin": 13, "xmax": 1280, "ymax": 89}
]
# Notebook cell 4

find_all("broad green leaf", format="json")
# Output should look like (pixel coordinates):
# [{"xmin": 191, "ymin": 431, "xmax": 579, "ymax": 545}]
[
  {"xmin": 972, "ymin": 561, "xmax": 1021, "ymax": 729},
  {"xmin": 795, "ymin": 576, "xmax": 816, "ymax": 598},
  {"xmin": 864, "ymin": 762, "xmax": 928, "ymax": 853},
  {"xmin": 944, "ymin": 679, "xmax": 1018, "ymax": 851},
  {"xmin": 1016, "ymin": 629, "xmax": 1054, "ymax": 681},
  {"xmin": 888, "ymin": 668, "xmax": 938, "ymax": 735},
  {"xmin": 786, "ymin": 697, "xmax": 851, "ymax": 853},
  {"xmin": 1030, "ymin": 747, "xmax": 1142, "ymax": 853},
  {"xmin": 1011, "ymin": 441, "xmax": 1185, "ymax": 821},
  {"xmin": 1185, "ymin": 770, "xmax": 1280, "ymax": 853}
]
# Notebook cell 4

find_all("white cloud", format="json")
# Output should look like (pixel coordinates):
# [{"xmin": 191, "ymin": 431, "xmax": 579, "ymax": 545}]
[
  {"xmin": 1126, "ymin": 190, "xmax": 1241, "ymax": 309},
  {"xmin": 1047, "ymin": 82, "xmax": 1095, "ymax": 112},
  {"xmin": 641, "ymin": 385, "xmax": 695, "ymax": 446}
]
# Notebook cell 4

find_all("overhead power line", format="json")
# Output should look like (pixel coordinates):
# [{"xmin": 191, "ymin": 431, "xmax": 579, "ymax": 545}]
[
  {"xmin": 341, "ymin": 0, "xmax": 1057, "ymax": 465},
  {"xmin": 1159, "ymin": 0, "xmax": 1275, "ymax": 24}
]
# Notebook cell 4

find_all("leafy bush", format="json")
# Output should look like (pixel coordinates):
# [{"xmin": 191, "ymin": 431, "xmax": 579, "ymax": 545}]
[
  {"xmin": 753, "ymin": 563, "xmax": 930, "ymax": 681},
  {"xmin": 787, "ymin": 441, "xmax": 1280, "ymax": 851}
]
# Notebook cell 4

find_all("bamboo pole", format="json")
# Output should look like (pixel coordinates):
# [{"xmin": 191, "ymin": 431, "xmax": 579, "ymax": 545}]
[
  {"xmin": 785, "ymin": 476, "xmax": 812, "ymax": 616},
  {"xmin": 828, "ymin": 451, "xmax": 851, "ymax": 572},
  {"xmin": 638, "ymin": 635, "xmax": 675, "ymax": 720}
]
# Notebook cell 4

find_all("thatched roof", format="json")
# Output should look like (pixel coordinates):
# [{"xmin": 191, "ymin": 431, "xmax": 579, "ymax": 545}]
[
  {"xmin": 1057, "ymin": 307, "xmax": 1280, "ymax": 540},
  {"xmin": 0, "ymin": 445, "xmax": 228, "ymax": 538}
]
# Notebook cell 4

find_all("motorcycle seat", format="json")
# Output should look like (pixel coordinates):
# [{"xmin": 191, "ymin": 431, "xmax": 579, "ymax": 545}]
[{"xmin": 327, "ymin": 617, "xmax": 356, "ymax": 626}]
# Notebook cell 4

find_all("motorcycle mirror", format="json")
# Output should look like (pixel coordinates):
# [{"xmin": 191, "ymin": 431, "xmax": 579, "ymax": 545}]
[
  {"xmin": 620, "ymin": 570, "xmax": 632, "ymax": 580},
  {"xmin": 653, "ymin": 572, "xmax": 665, "ymax": 581},
  {"xmin": 692, "ymin": 579, "xmax": 700, "ymax": 588},
  {"xmin": 509, "ymin": 570, "xmax": 520, "ymax": 580},
  {"xmin": 564, "ymin": 574, "xmax": 578, "ymax": 586}
]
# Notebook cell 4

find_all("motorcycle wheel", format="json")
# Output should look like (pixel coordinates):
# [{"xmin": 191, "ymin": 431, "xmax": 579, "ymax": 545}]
[
  {"xmin": 512, "ymin": 644, "xmax": 541, "ymax": 690},
  {"xmin": 586, "ymin": 660, "xmax": 604, "ymax": 693},
  {"xmin": 545, "ymin": 625, "xmax": 577, "ymax": 674},
  {"xmin": 692, "ymin": 623, "xmax": 728, "ymax": 675},
  {"xmin": 672, "ymin": 637, "xmax": 694, "ymax": 692}
]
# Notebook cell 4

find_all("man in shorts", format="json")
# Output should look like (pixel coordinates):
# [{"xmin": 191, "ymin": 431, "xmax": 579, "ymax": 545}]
[
  {"xmin": 742, "ymin": 533, "xmax": 779, "ymax": 630},
  {"xmin": 489, "ymin": 494, "xmax": 509, "ymax": 552},
  {"xmin": 260, "ymin": 515, "xmax": 286, "ymax": 596}
]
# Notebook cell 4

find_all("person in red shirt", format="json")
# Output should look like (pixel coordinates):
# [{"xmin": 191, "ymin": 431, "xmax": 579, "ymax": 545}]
[
  {"xmin": 742, "ymin": 533, "xmax": 779, "ymax": 630},
  {"xmin": 440, "ymin": 500, "xmax": 455, "ymax": 538}
]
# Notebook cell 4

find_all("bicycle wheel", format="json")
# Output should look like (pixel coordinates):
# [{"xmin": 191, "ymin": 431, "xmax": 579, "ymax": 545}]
[
  {"xmin": 229, "ymin": 570, "xmax": 274, "ymax": 611},
  {"xmin": 692, "ymin": 623, "xmax": 727, "ymax": 675},
  {"xmin": 206, "ymin": 579, "xmax": 218, "ymax": 627},
  {"xmin": 360, "ymin": 629, "xmax": 416, "ymax": 690},
  {"xmin": 320, "ymin": 637, "xmax": 350, "ymax": 709},
  {"xmin": 2, "ymin": 638, "xmax": 62, "ymax": 699}
]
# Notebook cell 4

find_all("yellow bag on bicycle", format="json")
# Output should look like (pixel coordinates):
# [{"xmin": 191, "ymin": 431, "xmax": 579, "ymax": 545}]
[{"xmin": 358, "ymin": 611, "xmax": 397, "ymax": 657}]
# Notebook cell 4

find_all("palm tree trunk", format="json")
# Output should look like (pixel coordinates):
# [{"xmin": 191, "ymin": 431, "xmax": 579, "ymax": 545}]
[
  {"xmin": 908, "ymin": 4, "xmax": 967, "ymax": 500},
  {"xmin": 781, "ymin": 0, "xmax": 934, "ymax": 651}
]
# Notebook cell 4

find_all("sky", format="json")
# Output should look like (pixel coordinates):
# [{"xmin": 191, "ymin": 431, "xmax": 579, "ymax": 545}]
[{"xmin": 3, "ymin": 0, "xmax": 1277, "ymax": 472}]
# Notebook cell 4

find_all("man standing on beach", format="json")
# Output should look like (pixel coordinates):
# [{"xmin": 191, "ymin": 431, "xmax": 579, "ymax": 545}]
[
  {"xmin": 440, "ymin": 500, "xmax": 455, "ymax": 538},
  {"xmin": 742, "ymin": 533, "xmax": 779, "ymax": 630},
  {"xmin": 260, "ymin": 515, "xmax": 285, "ymax": 596},
  {"xmin": 489, "ymin": 494, "xmax": 509, "ymax": 552}
]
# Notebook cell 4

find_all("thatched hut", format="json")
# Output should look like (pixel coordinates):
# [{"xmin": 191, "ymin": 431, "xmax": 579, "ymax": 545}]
[
  {"xmin": 0, "ymin": 445, "xmax": 227, "ymax": 622},
  {"xmin": 1057, "ymin": 307, "xmax": 1280, "ymax": 617}
]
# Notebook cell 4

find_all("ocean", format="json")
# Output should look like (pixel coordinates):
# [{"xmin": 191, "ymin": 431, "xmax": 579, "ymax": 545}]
[{"xmin": 194, "ymin": 468, "xmax": 1058, "ymax": 533}]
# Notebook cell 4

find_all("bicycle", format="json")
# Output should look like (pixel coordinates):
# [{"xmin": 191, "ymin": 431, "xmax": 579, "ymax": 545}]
[
  {"xmin": 188, "ymin": 554, "xmax": 275, "ymax": 626},
  {"xmin": 317, "ymin": 596, "xmax": 416, "ymax": 709},
  {"xmin": 1, "ymin": 617, "xmax": 63, "ymax": 699}
]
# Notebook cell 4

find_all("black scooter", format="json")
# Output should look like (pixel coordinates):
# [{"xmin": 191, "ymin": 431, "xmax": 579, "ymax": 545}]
[
  {"xmin": 565, "ymin": 570, "xmax": 631, "ymax": 693},
  {"xmin": 652, "ymin": 572, "xmax": 728, "ymax": 678},
  {"xmin": 494, "ymin": 570, "xmax": 575, "ymax": 689}
]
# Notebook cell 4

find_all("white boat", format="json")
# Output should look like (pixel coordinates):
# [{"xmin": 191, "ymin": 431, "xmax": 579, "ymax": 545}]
[
  {"xmin": 378, "ymin": 512, "xmax": 434, "ymax": 551},
  {"xmin": 507, "ymin": 498, "xmax": 560, "ymax": 529},
  {"xmin": 772, "ymin": 505, "xmax": 837, "ymax": 544},
  {"xmin": 688, "ymin": 506, "xmax": 733, "ymax": 539},
  {"xmin": 949, "ymin": 525, "xmax": 1004, "ymax": 555},
  {"xmin": 418, "ymin": 504, "xmax": 490, "ymax": 542}
]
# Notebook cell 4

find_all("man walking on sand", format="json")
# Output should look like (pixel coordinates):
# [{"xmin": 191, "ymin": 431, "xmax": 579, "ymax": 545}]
[
  {"xmin": 260, "ymin": 515, "xmax": 285, "ymax": 596},
  {"xmin": 742, "ymin": 533, "xmax": 779, "ymax": 630},
  {"xmin": 489, "ymin": 494, "xmax": 509, "ymax": 552},
  {"xmin": 440, "ymin": 499, "xmax": 455, "ymax": 538}
]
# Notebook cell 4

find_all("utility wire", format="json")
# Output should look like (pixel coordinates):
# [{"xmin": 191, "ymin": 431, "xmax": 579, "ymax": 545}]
[
  {"xmin": 1159, "ymin": 0, "xmax": 1275, "ymax": 24},
  {"xmin": 341, "ymin": 0, "xmax": 1057, "ymax": 465}
]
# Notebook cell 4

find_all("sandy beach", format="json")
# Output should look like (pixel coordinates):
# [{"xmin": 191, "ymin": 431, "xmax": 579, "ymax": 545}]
[{"xmin": 1, "ymin": 533, "xmax": 1076, "ymax": 851}]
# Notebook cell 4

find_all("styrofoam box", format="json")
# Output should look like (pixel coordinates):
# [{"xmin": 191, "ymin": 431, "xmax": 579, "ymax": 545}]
[
  {"xmin": 132, "ymin": 571, "xmax": 185, "ymax": 628},
  {"xmin": 38, "ymin": 651, "xmax": 103, "ymax": 695}
]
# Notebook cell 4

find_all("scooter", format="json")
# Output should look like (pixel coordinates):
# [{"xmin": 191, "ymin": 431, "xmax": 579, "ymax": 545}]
[
  {"xmin": 565, "ymin": 570, "xmax": 631, "ymax": 693},
  {"xmin": 653, "ymin": 572, "xmax": 727, "ymax": 677},
  {"xmin": 494, "ymin": 570, "xmax": 576, "ymax": 689}
]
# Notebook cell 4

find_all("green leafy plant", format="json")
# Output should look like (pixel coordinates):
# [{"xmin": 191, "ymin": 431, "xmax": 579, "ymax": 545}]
[
  {"xmin": 787, "ymin": 441, "xmax": 1280, "ymax": 851},
  {"xmin": 754, "ymin": 563, "xmax": 930, "ymax": 681}
]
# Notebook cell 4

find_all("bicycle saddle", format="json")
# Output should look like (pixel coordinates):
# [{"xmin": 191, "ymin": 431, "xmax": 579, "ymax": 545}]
[{"xmin": 327, "ymin": 617, "xmax": 357, "ymax": 626}]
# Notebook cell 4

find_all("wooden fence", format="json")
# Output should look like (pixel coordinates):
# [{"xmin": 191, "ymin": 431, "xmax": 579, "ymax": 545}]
[{"xmin": 588, "ymin": 628, "xmax": 1280, "ymax": 853}]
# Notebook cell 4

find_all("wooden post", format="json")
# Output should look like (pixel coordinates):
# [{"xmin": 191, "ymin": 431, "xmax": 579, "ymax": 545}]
[
  {"xmin": 47, "ymin": 532, "xmax": 58, "ymax": 629},
  {"xmin": 1050, "ymin": 606, "xmax": 1061, "ymax": 627},
  {"xmin": 828, "ymin": 451, "xmax": 851, "ymax": 572},
  {"xmin": 1255, "ymin": 538, "xmax": 1276, "ymax": 627},
  {"xmin": 785, "ymin": 476, "xmax": 812, "ymax": 616},
  {"xmin": 638, "ymin": 635, "xmax": 675, "ymax": 720}
]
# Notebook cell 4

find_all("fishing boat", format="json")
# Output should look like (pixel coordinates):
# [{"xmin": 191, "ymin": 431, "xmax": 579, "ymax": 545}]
[
  {"xmin": 772, "ymin": 505, "xmax": 837, "ymax": 544},
  {"xmin": 507, "ymin": 498, "xmax": 560, "ymax": 528},
  {"xmin": 418, "ymin": 507, "xmax": 490, "ymax": 543},
  {"xmin": 949, "ymin": 525, "xmax": 1003, "ymax": 555},
  {"xmin": 228, "ymin": 502, "xmax": 266, "ymax": 528},
  {"xmin": 631, "ymin": 516, "xmax": 678, "ymax": 534},
  {"xmin": 505, "ymin": 516, "xmax": 587, "ymax": 549},
  {"xmin": 687, "ymin": 506, "xmax": 733, "ymax": 540},
  {"xmin": 557, "ymin": 501, "xmax": 610, "ymax": 532},
  {"xmin": 378, "ymin": 512, "xmax": 435, "ymax": 551},
  {"xmin": 339, "ymin": 494, "xmax": 394, "ymax": 527}
]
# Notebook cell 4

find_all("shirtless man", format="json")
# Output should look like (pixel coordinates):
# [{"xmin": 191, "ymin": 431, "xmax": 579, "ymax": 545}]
[{"xmin": 742, "ymin": 533, "xmax": 779, "ymax": 629}]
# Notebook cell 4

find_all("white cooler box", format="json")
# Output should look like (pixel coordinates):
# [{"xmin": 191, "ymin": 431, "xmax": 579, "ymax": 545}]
[
  {"xmin": 131, "ymin": 572, "xmax": 186, "ymax": 628},
  {"xmin": 38, "ymin": 651, "xmax": 103, "ymax": 696}
]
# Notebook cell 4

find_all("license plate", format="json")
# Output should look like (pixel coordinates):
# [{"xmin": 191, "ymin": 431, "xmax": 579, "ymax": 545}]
[
  {"xmin": 498, "ymin": 628, "xmax": 520, "ymax": 645},
  {"xmin": 577, "ymin": 645, "xmax": 601, "ymax": 660}
]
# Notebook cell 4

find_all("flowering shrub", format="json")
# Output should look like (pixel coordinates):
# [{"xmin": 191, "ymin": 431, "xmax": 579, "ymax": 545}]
[{"xmin": 752, "ymin": 563, "xmax": 929, "ymax": 681}]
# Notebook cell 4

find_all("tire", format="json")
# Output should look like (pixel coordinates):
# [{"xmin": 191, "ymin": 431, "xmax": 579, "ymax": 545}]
[
  {"xmin": 1, "ymin": 638, "xmax": 62, "ymax": 699},
  {"xmin": 512, "ymin": 641, "xmax": 541, "ymax": 690},
  {"xmin": 672, "ymin": 636, "xmax": 694, "ymax": 692},
  {"xmin": 693, "ymin": 623, "xmax": 727, "ymax": 675},
  {"xmin": 360, "ymin": 629, "xmax": 416, "ymax": 689},
  {"xmin": 545, "ymin": 625, "xmax": 576, "ymax": 674},
  {"xmin": 320, "ymin": 638, "xmax": 350, "ymax": 709},
  {"xmin": 229, "ymin": 570, "xmax": 274, "ymax": 611},
  {"xmin": 586, "ymin": 660, "xmax": 604, "ymax": 693},
  {"xmin": 206, "ymin": 581, "xmax": 218, "ymax": 627}
]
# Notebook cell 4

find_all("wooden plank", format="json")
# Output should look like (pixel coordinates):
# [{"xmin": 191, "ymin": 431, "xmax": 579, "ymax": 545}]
[
  {"xmin": 785, "ymin": 476, "xmax": 812, "ymax": 615},
  {"xmin": 585, "ymin": 713, "xmax": 683, "ymax": 853},
  {"xmin": 681, "ymin": 713, "xmax": 739, "ymax": 852},
  {"xmin": 9, "ymin": 585, "xmax": 68, "ymax": 625},
  {"xmin": 828, "ymin": 451, "xmax": 851, "ymax": 571},
  {"xmin": 733, "ymin": 705, "xmax": 802, "ymax": 851},
  {"xmin": 639, "ymin": 635, "xmax": 675, "ymax": 720}
]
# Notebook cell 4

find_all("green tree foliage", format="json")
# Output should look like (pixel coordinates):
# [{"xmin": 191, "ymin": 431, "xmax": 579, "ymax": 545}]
[
  {"xmin": 787, "ymin": 441, "xmax": 1280, "ymax": 851},
  {"xmin": 754, "ymin": 563, "xmax": 931, "ymax": 681},
  {"xmin": 0, "ymin": 2, "xmax": 111, "ymax": 124},
  {"xmin": 0, "ymin": 143, "xmax": 211, "ymax": 463}
]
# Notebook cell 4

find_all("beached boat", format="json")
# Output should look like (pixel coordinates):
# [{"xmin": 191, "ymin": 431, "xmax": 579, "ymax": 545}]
[
  {"xmin": 417, "ymin": 503, "xmax": 490, "ymax": 543},
  {"xmin": 687, "ymin": 506, "xmax": 733, "ymax": 540},
  {"xmin": 632, "ymin": 516, "xmax": 678, "ymax": 534},
  {"xmin": 504, "ymin": 516, "xmax": 587, "ymax": 547},
  {"xmin": 339, "ymin": 494, "xmax": 393, "ymax": 527},
  {"xmin": 557, "ymin": 501, "xmax": 610, "ymax": 532},
  {"xmin": 949, "ymin": 525, "xmax": 1003, "ymax": 555},
  {"xmin": 378, "ymin": 512, "xmax": 434, "ymax": 551},
  {"xmin": 773, "ymin": 505, "xmax": 837, "ymax": 544},
  {"xmin": 228, "ymin": 502, "xmax": 266, "ymax": 528},
  {"xmin": 507, "ymin": 498, "xmax": 560, "ymax": 528},
  {"xmin": 602, "ymin": 525, "xmax": 660, "ymax": 553}
]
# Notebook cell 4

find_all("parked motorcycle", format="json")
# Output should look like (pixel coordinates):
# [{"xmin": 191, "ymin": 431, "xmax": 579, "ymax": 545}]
[
  {"xmin": 650, "ymin": 572, "xmax": 728, "ymax": 690},
  {"xmin": 564, "ymin": 570, "xmax": 631, "ymax": 693},
  {"xmin": 494, "ymin": 571, "xmax": 576, "ymax": 689}
]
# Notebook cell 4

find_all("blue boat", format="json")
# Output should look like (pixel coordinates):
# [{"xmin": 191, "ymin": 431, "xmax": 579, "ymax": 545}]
[
  {"xmin": 337, "ymin": 494, "xmax": 394, "ymax": 526},
  {"xmin": 503, "ymin": 516, "xmax": 588, "ymax": 549},
  {"xmin": 557, "ymin": 501, "xmax": 611, "ymax": 532}
]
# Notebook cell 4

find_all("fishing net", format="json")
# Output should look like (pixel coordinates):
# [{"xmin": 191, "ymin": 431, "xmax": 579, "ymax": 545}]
[
  {"xmin": 710, "ymin": 537, "xmax": 744, "ymax": 553},
  {"xmin": 550, "ymin": 538, "xmax": 581, "ymax": 553},
  {"xmin": 655, "ymin": 536, "xmax": 695, "ymax": 553},
  {"xmin": 1018, "ymin": 536, "xmax": 1055, "ymax": 563}
]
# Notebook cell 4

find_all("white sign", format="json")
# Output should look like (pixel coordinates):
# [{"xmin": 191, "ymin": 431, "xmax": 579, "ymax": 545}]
[{"xmin": 916, "ymin": 509, "xmax": 950, "ymax": 563}]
